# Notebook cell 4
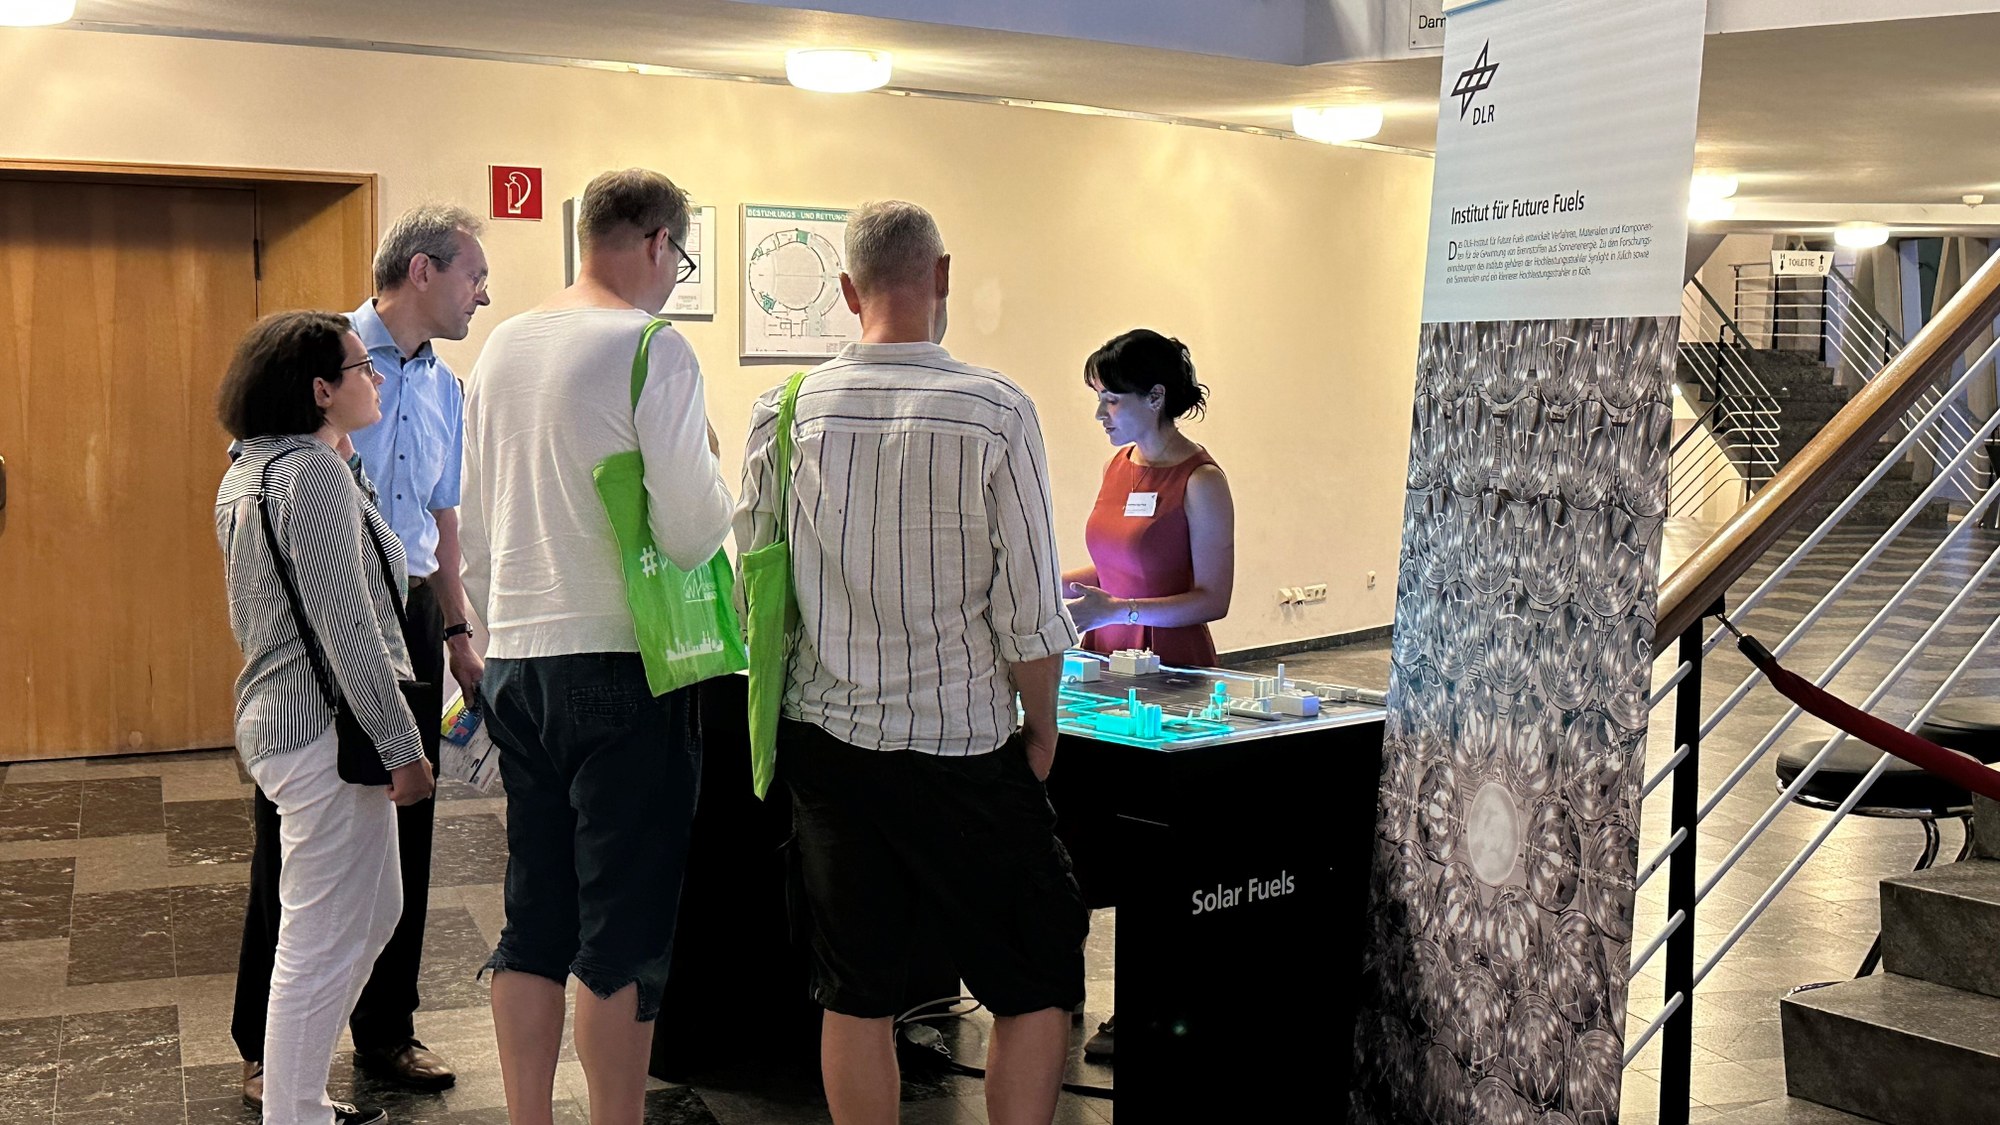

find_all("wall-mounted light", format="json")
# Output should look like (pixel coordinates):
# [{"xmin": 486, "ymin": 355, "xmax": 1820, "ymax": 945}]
[
  {"xmin": 1687, "ymin": 197, "xmax": 1736, "ymax": 221},
  {"xmin": 1690, "ymin": 173, "xmax": 1738, "ymax": 202},
  {"xmin": 785, "ymin": 48, "xmax": 893, "ymax": 93},
  {"xmin": 1834, "ymin": 223, "xmax": 1890, "ymax": 249},
  {"xmin": 0, "ymin": 0, "xmax": 74, "ymax": 26},
  {"xmin": 1291, "ymin": 105, "xmax": 1385, "ymax": 144}
]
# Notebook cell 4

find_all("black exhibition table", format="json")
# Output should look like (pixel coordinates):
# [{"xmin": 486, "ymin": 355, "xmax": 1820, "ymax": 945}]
[{"xmin": 650, "ymin": 665, "xmax": 1384, "ymax": 1121}]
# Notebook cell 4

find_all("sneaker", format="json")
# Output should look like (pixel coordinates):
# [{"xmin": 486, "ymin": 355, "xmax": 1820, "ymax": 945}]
[
  {"xmin": 332, "ymin": 1101, "xmax": 388, "ymax": 1125},
  {"xmin": 1083, "ymin": 1014, "xmax": 1115, "ymax": 1061}
]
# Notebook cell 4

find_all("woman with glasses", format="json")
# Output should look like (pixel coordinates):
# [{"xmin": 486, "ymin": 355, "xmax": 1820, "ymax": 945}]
[
  {"xmin": 214, "ymin": 310, "xmax": 435, "ymax": 1125},
  {"xmin": 1059, "ymin": 328, "xmax": 1236, "ymax": 1061}
]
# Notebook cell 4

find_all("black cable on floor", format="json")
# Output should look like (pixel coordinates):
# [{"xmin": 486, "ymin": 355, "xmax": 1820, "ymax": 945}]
[{"xmin": 896, "ymin": 997, "xmax": 1115, "ymax": 1100}]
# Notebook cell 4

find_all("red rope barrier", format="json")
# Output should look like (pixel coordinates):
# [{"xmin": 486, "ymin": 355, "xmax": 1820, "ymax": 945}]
[{"xmin": 1733, "ymin": 632, "xmax": 2000, "ymax": 804}]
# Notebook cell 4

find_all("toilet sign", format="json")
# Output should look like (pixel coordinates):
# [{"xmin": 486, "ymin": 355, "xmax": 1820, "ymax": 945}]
[
  {"xmin": 489, "ymin": 165, "xmax": 542, "ymax": 221},
  {"xmin": 1773, "ymin": 249, "xmax": 1836, "ymax": 276}
]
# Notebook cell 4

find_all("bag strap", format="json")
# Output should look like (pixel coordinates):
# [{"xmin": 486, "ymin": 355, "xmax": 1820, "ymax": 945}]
[
  {"xmin": 629, "ymin": 317, "xmax": 673, "ymax": 410},
  {"xmin": 255, "ymin": 445, "xmax": 410, "ymax": 711},
  {"xmin": 770, "ymin": 370, "xmax": 808, "ymax": 547}
]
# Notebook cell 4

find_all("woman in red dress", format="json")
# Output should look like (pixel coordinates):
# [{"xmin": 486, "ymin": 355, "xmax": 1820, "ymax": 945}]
[
  {"xmin": 1064, "ymin": 328, "xmax": 1236, "ymax": 667},
  {"xmin": 1062, "ymin": 329, "xmax": 1236, "ymax": 1061}
]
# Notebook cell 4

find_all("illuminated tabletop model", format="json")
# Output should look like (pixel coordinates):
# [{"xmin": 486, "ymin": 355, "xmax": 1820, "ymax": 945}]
[{"xmin": 1054, "ymin": 648, "xmax": 1387, "ymax": 750}]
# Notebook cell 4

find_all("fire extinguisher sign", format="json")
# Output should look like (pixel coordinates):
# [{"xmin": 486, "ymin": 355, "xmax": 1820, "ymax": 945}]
[{"xmin": 489, "ymin": 166, "xmax": 543, "ymax": 221}]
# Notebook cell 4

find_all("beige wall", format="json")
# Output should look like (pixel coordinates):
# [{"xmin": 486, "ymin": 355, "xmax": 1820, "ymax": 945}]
[{"xmin": 1, "ymin": 28, "xmax": 1432, "ymax": 653}]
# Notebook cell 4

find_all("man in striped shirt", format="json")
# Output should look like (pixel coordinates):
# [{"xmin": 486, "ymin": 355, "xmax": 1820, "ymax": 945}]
[{"xmin": 734, "ymin": 201, "xmax": 1085, "ymax": 1125}]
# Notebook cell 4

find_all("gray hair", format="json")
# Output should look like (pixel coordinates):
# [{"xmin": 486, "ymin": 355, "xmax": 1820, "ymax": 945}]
[
  {"xmin": 373, "ymin": 204, "xmax": 484, "ymax": 292},
  {"xmin": 845, "ymin": 200, "xmax": 945, "ymax": 293},
  {"xmin": 579, "ymin": 168, "xmax": 690, "ymax": 253}
]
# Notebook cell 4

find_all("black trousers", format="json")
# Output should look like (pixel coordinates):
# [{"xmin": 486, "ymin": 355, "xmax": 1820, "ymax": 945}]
[{"xmin": 231, "ymin": 579, "xmax": 445, "ymax": 1061}]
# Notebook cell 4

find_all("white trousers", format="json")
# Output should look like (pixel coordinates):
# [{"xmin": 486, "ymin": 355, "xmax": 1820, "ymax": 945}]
[{"xmin": 247, "ymin": 726, "xmax": 403, "ymax": 1125}]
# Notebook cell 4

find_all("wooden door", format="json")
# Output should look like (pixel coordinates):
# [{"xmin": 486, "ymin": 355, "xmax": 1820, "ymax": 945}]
[{"xmin": 0, "ymin": 180, "xmax": 258, "ymax": 760}]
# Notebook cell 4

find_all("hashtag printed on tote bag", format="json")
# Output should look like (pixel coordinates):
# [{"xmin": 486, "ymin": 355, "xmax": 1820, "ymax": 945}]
[
  {"xmin": 591, "ymin": 318, "xmax": 749, "ymax": 696},
  {"xmin": 739, "ymin": 370, "xmax": 808, "ymax": 799}
]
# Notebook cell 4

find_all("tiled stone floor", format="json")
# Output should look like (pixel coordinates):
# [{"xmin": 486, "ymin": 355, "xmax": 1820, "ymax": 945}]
[
  {"xmin": 0, "ymin": 753, "xmax": 1117, "ymax": 1125},
  {"xmin": 5, "ymin": 515, "xmax": 1995, "ymax": 1123}
]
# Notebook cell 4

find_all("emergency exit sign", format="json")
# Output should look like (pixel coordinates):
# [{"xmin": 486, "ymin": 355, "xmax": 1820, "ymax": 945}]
[{"xmin": 490, "ymin": 165, "xmax": 543, "ymax": 221}]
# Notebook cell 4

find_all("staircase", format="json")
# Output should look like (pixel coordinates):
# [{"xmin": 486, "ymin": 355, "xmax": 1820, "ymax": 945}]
[
  {"xmin": 1711, "ymin": 796, "xmax": 2000, "ymax": 1123},
  {"xmin": 1736, "ymin": 349, "xmax": 1948, "ymax": 526}
]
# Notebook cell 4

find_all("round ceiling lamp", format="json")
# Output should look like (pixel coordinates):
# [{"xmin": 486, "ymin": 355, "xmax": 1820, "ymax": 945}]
[
  {"xmin": 1292, "ymin": 105, "xmax": 1385, "ymax": 144},
  {"xmin": 0, "ymin": 0, "xmax": 74, "ymax": 26},
  {"xmin": 1689, "ymin": 173, "xmax": 1738, "ymax": 202},
  {"xmin": 1834, "ymin": 223, "xmax": 1891, "ymax": 249},
  {"xmin": 785, "ymin": 48, "xmax": 893, "ymax": 93},
  {"xmin": 1687, "ymin": 197, "xmax": 1736, "ymax": 222}
]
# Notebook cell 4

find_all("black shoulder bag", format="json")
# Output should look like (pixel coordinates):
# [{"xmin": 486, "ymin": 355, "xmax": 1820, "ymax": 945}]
[{"xmin": 256, "ymin": 448, "xmax": 427, "ymax": 787}]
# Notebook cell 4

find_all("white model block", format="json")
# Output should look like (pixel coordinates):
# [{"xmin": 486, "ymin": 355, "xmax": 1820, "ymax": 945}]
[
  {"xmin": 1270, "ymin": 691, "xmax": 1320, "ymax": 717},
  {"xmin": 1107, "ymin": 649, "xmax": 1160, "ymax": 676},
  {"xmin": 1062, "ymin": 655, "xmax": 1102, "ymax": 683}
]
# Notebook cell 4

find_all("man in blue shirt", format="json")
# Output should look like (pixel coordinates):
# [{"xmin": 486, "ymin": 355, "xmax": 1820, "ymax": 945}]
[{"xmin": 234, "ymin": 204, "xmax": 492, "ymax": 1108}]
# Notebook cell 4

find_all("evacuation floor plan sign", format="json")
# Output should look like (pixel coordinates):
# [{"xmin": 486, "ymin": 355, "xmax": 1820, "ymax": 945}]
[
  {"xmin": 739, "ymin": 204, "xmax": 861, "ymax": 359},
  {"xmin": 1350, "ymin": 1, "xmax": 1707, "ymax": 1123}
]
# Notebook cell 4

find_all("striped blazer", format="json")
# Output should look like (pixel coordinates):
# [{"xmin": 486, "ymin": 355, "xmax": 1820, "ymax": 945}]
[{"xmin": 214, "ymin": 434, "xmax": 422, "ymax": 768}]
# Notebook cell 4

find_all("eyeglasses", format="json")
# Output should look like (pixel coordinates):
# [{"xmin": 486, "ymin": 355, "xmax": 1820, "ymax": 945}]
[
  {"xmin": 651, "ymin": 229, "xmax": 698, "ymax": 284},
  {"xmin": 340, "ymin": 358, "xmax": 378, "ymax": 376},
  {"xmin": 422, "ymin": 252, "xmax": 490, "ymax": 296}
]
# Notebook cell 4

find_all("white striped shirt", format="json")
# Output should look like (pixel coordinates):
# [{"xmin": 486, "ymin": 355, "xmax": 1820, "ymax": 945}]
[
  {"xmin": 214, "ymin": 435, "xmax": 422, "ymax": 768},
  {"xmin": 733, "ymin": 342, "xmax": 1077, "ymax": 756}
]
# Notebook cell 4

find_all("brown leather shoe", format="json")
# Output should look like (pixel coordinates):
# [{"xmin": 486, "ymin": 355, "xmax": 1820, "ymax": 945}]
[
  {"xmin": 241, "ymin": 1060, "xmax": 264, "ymax": 1109},
  {"xmin": 354, "ymin": 1040, "xmax": 457, "ymax": 1090}
]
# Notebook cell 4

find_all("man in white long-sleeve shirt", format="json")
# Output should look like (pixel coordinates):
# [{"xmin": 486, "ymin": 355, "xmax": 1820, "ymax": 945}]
[{"xmin": 458, "ymin": 168, "xmax": 732, "ymax": 1125}]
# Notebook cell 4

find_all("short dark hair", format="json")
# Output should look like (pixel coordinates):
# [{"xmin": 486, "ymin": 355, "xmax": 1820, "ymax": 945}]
[
  {"xmin": 1085, "ymin": 329, "xmax": 1208, "ymax": 422},
  {"xmin": 216, "ymin": 311, "xmax": 353, "ymax": 439},
  {"xmin": 578, "ymin": 168, "xmax": 690, "ymax": 252}
]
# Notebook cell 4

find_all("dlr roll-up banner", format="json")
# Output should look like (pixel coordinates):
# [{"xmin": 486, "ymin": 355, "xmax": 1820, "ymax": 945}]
[{"xmin": 1351, "ymin": 1, "xmax": 1706, "ymax": 1123}]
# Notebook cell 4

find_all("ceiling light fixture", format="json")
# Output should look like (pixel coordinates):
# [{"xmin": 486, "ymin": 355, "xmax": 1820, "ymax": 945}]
[
  {"xmin": 1292, "ymin": 105, "xmax": 1385, "ymax": 144},
  {"xmin": 1690, "ymin": 173, "xmax": 1739, "ymax": 201},
  {"xmin": 1687, "ymin": 197, "xmax": 1736, "ymax": 222},
  {"xmin": 1834, "ymin": 223, "xmax": 1890, "ymax": 249},
  {"xmin": 0, "ymin": 0, "xmax": 74, "ymax": 26},
  {"xmin": 785, "ymin": 48, "xmax": 892, "ymax": 93}
]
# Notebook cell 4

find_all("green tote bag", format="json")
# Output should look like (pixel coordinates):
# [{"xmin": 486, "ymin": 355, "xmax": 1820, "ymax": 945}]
[
  {"xmin": 740, "ymin": 370, "xmax": 808, "ymax": 799},
  {"xmin": 592, "ymin": 318, "xmax": 749, "ymax": 697}
]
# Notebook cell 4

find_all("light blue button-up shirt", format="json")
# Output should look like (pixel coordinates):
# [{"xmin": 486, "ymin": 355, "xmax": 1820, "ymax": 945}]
[{"xmin": 347, "ymin": 299, "xmax": 463, "ymax": 578}]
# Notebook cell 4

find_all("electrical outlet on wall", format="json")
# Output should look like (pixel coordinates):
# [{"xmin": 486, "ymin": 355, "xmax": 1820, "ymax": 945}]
[{"xmin": 1366, "ymin": 571, "xmax": 1377, "ymax": 589}]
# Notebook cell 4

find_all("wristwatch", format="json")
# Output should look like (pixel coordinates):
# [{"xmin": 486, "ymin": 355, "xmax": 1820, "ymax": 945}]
[
  {"xmin": 1124, "ymin": 601, "xmax": 1140, "ymax": 626},
  {"xmin": 443, "ymin": 623, "xmax": 475, "ymax": 642}
]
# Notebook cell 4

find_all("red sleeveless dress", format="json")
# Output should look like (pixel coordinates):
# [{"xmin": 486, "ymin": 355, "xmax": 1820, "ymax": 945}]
[{"xmin": 1080, "ymin": 445, "xmax": 1220, "ymax": 667}]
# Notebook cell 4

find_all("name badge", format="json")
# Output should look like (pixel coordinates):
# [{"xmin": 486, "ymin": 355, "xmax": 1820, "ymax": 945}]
[{"xmin": 1124, "ymin": 491, "xmax": 1158, "ymax": 517}]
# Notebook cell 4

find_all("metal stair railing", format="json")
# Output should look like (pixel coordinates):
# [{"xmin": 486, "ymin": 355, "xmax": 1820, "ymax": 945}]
[
  {"xmin": 1734, "ymin": 260, "xmax": 1986, "ymax": 495},
  {"xmin": 1672, "ymin": 278, "xmax": 1782, "ymax": 516},
  {"xmin": 1821, "ymin": 265, "xmax": 1989, "ymax": 496},
  {"xmin": 1627, "ymin": 248, "xmax": 2000, "ymax": 1125}
]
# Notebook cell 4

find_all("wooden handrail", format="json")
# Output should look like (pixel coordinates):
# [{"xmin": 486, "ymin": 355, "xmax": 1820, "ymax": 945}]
[{"xmin": 1657, "ymin": 248, "xmax": 2000, "ymax": 641}]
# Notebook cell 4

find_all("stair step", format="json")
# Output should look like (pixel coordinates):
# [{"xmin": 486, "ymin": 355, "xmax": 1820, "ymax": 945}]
[
  {"xmin": 1706, "ymin": 1097, "xmax": 1881, "ymax": 1125},
  {"xmin": 1975, "ymin": 794, "xmax": 2000, "ymax": 858},
  {"xmin": 1780, "ymin": 973, "xmax": 2000, "ymax": 1124},
  {"xmin": 1880, "ymin": 858, "xmax": 2000, "ymax": 997}
]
